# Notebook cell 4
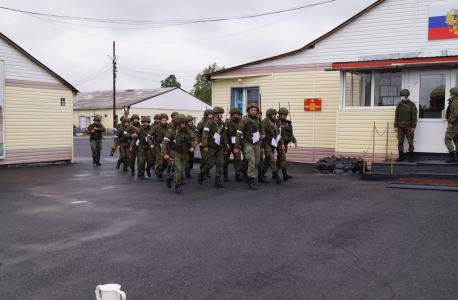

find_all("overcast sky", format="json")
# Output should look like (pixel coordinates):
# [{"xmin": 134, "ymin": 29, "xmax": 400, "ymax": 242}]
[{"xmin": 0, "ymin": 0, "xmax": 377, "ymax": 93}]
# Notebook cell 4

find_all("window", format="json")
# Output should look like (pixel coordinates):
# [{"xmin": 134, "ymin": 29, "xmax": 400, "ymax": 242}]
[
  {"xmin": 246, "ymin": 88, "xmax": 260, "ymax": 106},
  {"xmin": 343, "ymin": 70, "xmax": 402, "ymax": 108},
  {"xmin": 230, "ymin": 87, "xmax": 260, "ymax": 116},
  {"xmin": 60, "ymin": 98, "xmax": 65, "ymax": 106}
]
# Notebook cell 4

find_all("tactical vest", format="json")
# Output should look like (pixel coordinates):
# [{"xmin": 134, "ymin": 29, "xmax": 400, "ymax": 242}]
[
  {"xmin": 171, "ymin": 129, "xmax": 190, "ymax": 153},
  {"xmin": 244, "ymin": 117, "xmax": 259, "ymax": 144},
  {"xmin": 264, "ymin": 118, "xmax": 280, "ymax": 142},
  {"xmin": 280, "ymin": 120, "xmax": 293, "ymax": 144},
  {"xmin": 398, "ymin": 102, "xmax": 412, "ymax": 120},
  {"xmin": 207, "ymin": 119, "xmax": 225, "ymax": 146},
  {"xmin": 88, "ymin": 124, "xmax": 103, "ymax": 140},
  {"xmin": 446, "ymin": 99, "xmax": 456, "ymax": 120},
  {"xmin": 137, "ymin": 126, "xmax": 151, "ymax": 147},
  {"xmin": 118, "ymin": 126, "xmax": 131, "ymax": 143},
  {"xmin": 227, "ymin": 120, "xmax": 239, "ymax": 138},
  {"xmin": 155, "ymin": 125, "xmax": 168, "ymax": 145}
]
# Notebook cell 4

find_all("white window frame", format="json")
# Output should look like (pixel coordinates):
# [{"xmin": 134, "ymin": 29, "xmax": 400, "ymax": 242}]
[
  {"xmin": 230, "ymin": 85, "xmax": 261, "ymax": 116},
  {"xmin": 0, "ymin": 60, "xmax": 4, "ymax": 159},
  {"xmin": 340, "ymin": 70, "xmax": 402, "ymax": 110}
]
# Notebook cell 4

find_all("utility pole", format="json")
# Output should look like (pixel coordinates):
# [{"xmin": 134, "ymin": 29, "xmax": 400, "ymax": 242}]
[{"xmin": 110, "ymin": 41, "xmax": 118, "ymax": 128}]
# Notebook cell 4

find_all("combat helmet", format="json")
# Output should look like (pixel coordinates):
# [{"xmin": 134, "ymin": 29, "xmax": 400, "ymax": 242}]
[
  {"xmin": 246, "ymin": 103, "xmax": 259, "ymax": 113},
  {"xmin": 213, "ymin": 106, "xmax": 224, "ymax": 114},
  {"xmin": 171, "ymin": 111, "xmax": 179, "ymax": 118},
  {"xmin": 141, "ymin": 116, "xmax": 151, "ymax": 123},
  {"xmin": 399, "ymin": 89, "xmax": 410, "ymax": 96},
  {"xmin": 186, "ymin": 115, "xmax": 193, "ymax": 122},
  {"xmin": 229, "ymin": 107, "xmax": 241, "ymax": 114},
  {"xmin": 266, "ymin": 108, "xmax": 278, "ymax": 116},
  {"xmin": 122, "ymin": 117, "xmax": 131, "ymax": 123},
  {"xmin": 131, "ymin": 114, "xmax": 140, "ymax": 121},
  {"xmin": 94, "ymin": 116, "xmax": 101, "ymax": 122},
  {"xmin": 173, "ymin": 114, "xmax": 186, "ymax": 125},
  {"xmin": 278, "ymin": 107, "xmax": 289, "ymax": 115},
  {"xmin": 204, "ymin": 109, "xmax": 213, "ymax": 116},
  {"xmin": 450, "ymin": 87, "xmax": 458, "ymax": 96},
  {"xmin": 154, "ymin": 114, "xmax": 160, "ymax": 120},
  {"xmin": 160, "ymin": 113, "xmax": 168, "ymax": 120}
]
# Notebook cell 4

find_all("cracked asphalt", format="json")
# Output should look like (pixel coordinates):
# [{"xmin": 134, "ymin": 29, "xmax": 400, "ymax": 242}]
[{"xmin": 1, "ymin": 137, "xmax": 458, "ymax": 299}]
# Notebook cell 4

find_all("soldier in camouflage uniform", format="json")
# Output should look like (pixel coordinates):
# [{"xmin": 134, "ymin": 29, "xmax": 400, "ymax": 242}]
[
  {"xmin": 125, "ymin": 114, "xmax": 141, "ymax": 176},
  {"xmin": 114, "ymin": 118, "xmax": 132, "ymax": 172},
  {"xmin": 394, "ymin": 89, "xmax": 418, "ymax": 162},
  {"xmin": 257, "ymin": 111, "xmax": 266, "ymax": 179},
  {"xmin": 260, "ymin": 108, "xmax": 284, "ymax": 184},
  {"xmin": 196, "ymin": 109, "xmax": 214, "ymax": 179},
  {"xmin": 445, "ymin": 87, "xmax": 458, "ymax": 163},
  {"xmin": 165, "ymin": 112, "xmax": 180, "ymax": 173},
  {"xmin": 86, "ymin": 116, "xmax": 106, "ymax": 166},
  {"xmin": 276, "ymin": 107, "xmax": 297, "ymax": 181},
  {"xmin": 223, "ymin": 107, "xmax": 244, "ymax": 182},
  {"xmin": 148, "ymin": 113, "xmax": 169, "ymax": 182},
  {"xmin": 198, "ymin": 107, "xmax": 228, "ymax": 188},
  {"xmin": 150, "ymin": 114, "xmax": 161, "ymax": 171},
  {"xmin": 185, "ymin": 115, "xmax": 197, "ymax": 178},
  {"xmin": 130, "ymin": 117, "xmax": 154, "ymax": 180},
  {"xmin": 162, "ymin": 114, "xmax": 196, "ymax": 194},
  {"xmin": 234, "ymin": 103, "xmax": 265, "ymax": 190}
]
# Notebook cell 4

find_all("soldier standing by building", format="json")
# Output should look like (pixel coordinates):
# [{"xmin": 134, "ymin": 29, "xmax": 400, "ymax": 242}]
[
  {"xmin": 198, "ymin": 107, "xmax": 227, "ymax": 188},
  {"xmin": 86, "ymin": 116, "xmax": 106, "ymax": 166},
  {"xmin": 148, "ymin": 113, "xmax": 169, "ymax": 182},
  {"xmin": 125, "ymin": 114, "xmax": 141, "ymax": 176},
  {"xmin": 394, "ymin": 89, "xmax": 417, "ymax": 162},
  {"xmin": 234, "ymin": 103, "xmax": 265, "ymax": 190},
  {"xmin": 114, "ymin": 117, "xmax": 132, "ymax": 171},
  {"xmin": 196, "ymin": 109, "xmax": 214, "ymax": 179},
  {"xmin": 162, "ymin": 114, "xmax": 196, "ymax": 194},
  {"xmin": 276, "ymin": 107, "xmax": 296, "ymax": 181},
  {"xmin": 223, "ymin": 107, "xmax": 244, "ymax": 182},
  {"xmin": 130, "ymin": 117, "xmax": 154, "ymax": 180},
  {"xmin": 185, "ymin": 115, "xmax": 197, "ymax": 178},
  {"xmin": 445, "ymin": 87, "xmax": 458, "ymax": 163},
  {"xmin": 260, "ymin": 108, "xmax": 284, "ymax": 184}
]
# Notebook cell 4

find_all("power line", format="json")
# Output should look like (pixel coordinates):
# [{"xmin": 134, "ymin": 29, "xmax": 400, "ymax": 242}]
[
  {"xmin": 74, "ymin": 69, "xmax": 111, "ymax": 85},
  {"xmin": 118, "ymin": 63, "xmax": 197, "ymax": 76},
  {"xmin": 73, "ymin": 63, "xmax": 111, "ymax": 84},
  {"xmin": 118, "ymin": 66, "xmax": 196, "ymax": 78}
]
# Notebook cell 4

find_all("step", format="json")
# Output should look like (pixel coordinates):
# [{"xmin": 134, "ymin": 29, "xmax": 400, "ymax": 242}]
[
  {"xmin": 371, "ymin": 160, "xmax": 458, "ymax": 174},
  {"xmin": 386, "ymin": 177, "xmax": 458, "ymax": 191},
  {"xmin": 362, "ymin": 171, "xmax": 458, "ymax": 181},
  {"xmin": 386, "ymin": 183, "xmax": 458, "ymax": 191}
]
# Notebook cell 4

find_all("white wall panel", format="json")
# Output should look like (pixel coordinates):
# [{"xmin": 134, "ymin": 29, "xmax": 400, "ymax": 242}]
[{"xmin": 131, "ymin": 89, "xmax": 209, "ymax": 110}]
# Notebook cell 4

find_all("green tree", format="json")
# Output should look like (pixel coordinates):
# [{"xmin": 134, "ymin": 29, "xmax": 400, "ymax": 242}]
[
  {"xmin": 161, "ymin": 74, "xmax": 181, "ymax": 88},
  {"xmin": 191, "ymin": 63, "xmax": 225, "ymax": 105}
]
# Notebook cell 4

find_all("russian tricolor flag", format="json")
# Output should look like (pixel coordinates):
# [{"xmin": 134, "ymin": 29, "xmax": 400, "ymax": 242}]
[{"xmin": 429, "ymin": 3, "xmax": 458, "ymax": 40}]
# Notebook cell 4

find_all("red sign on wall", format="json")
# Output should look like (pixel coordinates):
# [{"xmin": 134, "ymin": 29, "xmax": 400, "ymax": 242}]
[{"xmin": 304, "ymin": 98, "xmax": 322, "ymax": 111}]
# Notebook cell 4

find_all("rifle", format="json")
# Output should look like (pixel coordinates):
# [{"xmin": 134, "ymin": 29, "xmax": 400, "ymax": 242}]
[
  {"xmin": 288, "ymin": 101, "xmax": 292, "ymax": 122},
  {"xmin": 110, "ymin": 105, "xmax": 130, "ymax": 156}
]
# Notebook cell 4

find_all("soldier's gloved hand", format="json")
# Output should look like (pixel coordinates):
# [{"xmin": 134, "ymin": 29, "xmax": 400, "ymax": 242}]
[
  {"xmin": 234, "ymin": 149, "xmax": 240, "ymax": 155},
  {"xmin": 394, "ymin": 128, "xmax": 398, "ymax": 133},
  {"xmin": 163, "ymin": 155, "xmax": 170, "ymax": 160},
  {"xmin": 189, "ymin": 148, "xmax": 195, "ymax": 153},
  {"xmin": 117, "ymin": 146, "xmax": 120, "ymax": 149},
  {"xmin": 294, "ymin": 143, "xmax": 298, "ymax": 148},
  {"xmin": 204, "ymin": 148, "xmax": 209, "ymax": 153},
  {"xmin": 150, "ymin": 145, "xmax": 154, "ymax": 150}
]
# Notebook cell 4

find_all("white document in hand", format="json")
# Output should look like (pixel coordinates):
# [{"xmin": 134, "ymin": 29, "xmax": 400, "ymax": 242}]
[
  {"xmin": 271, "ymin": 138, "xmax": 278, "ymax": 147},
  {"xmin": 214, "ymin": 133, "xmax": 221, "ymax": 145},
  {"xmin": 252, "ymin": 131, "xmax": 260, "ymax": 143},
  {"xmin": 231, "ymin": 136, "xmax": 236, "ymax": 144}
]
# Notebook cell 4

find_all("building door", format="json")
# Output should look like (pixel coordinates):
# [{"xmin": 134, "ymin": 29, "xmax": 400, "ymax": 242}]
[{"xmin": 415, "ymin": 70, "xmax": 451, "ymax": 153}]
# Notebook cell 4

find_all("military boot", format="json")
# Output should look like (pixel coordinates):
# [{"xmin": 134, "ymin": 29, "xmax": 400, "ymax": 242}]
[
  {"xmin": 96, "ymin": 159, "xmax": 101, "ymax": 166},
  {"xmin": 181, "ymin": 173, "xmax": 185, "ymax": 185},
  {"xmin": 282, "ymin": 169, "xmax": 292, "ymax": 181},
  {"xmin": 175, "ymin": 184, "xmax": 184, "ymax": 194},
  {"xmin": 166, "ymin": 166, "xmax": 172, "ymax": 173},
  {"xmin": 146, "ymin": 167, "xmax": 152, "ymax": 178},
  {"xmin": 235, "ymin": 173, "xmax": 244, "ymax": 182},
  {"xmin": 157, "ymin": 173, "xmax": 164, "ymax": 182},
  {"xmin": 273, "ymin": 171, "xmax": 283, "ymax": 184},
  {"xmin": 185, "ymin": 171, "xmax": 191, "ymax": 179},
  {"xmin": 258, "ymin": 170, "xmax": 268, "ymax": 183},
  {"xmin": 242, "ymin": 169, "xmax": 248, "ymax": 179},
  {"xmin": 152, "ymin": 164, "xmax": 156, "ymax": 171},
  {"xmin": 131, "ymin": 166, "xmax": 135, "ymax": 176},
  {"xmin": 214, "ymin": 176, "xmax": 226, "ymax": 188},
  {"xmin": 395, "ymin": 151, "xmax": 404, "ymax": 162},
  {"xmin": 206, "ymin": 172, "xmax": 211, "ymax": 178},
  {"xmin": 446, "ymin": 151, "xmax": 458, "ymax": 163},
  {"xmin": 116, "ymin": 161, "xmax": 121, "ymax": 169},
  {"xmin": 408, "ymin": 151, "xmax": 414, "ymax": 163},
  {"xmin": 249, "ymin": 178, "xmax": 258, "ymax": 190},
  {"xmin": 92, "ymin": 157, "xmax": 96, "ymax": 164},
  {"xmin": 138, "ymin": 171, "xmax": 145, "ymax": 180},
  {"xmin": 198, "ymin": 172, "xmax": 205, "ymax": 185},
  {"xmin": 223, "ymin": 173, "xmax": 231, "ymax": 182},
  {"xmin": 165, "ymin": 176, "xmax": 173, "ymax": 188},
  {"xmin": 123, "ymin": 166, "xmax": 129, "ymax": 172}
]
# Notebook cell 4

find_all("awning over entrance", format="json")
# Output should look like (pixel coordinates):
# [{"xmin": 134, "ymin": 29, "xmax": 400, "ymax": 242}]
[{"xmin": 327, "ymin": 56, "xmax": 458, "ymax": 71}]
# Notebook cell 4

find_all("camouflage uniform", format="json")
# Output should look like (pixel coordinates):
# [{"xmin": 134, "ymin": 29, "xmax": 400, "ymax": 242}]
[
  {"xmin": 185, "ymin": 115, "xmax": 197, "ymax": 176},
  {"xmin": 114, "ymin": 119, "xmax": 132, "ymax": 171},
  {"xmin": 445, "ymin": 88, "xmax": 458, "ymax": 163},
  {"xmin": 131, "ymin": 118, "xmax": 153, "ymax": 180},
  {"xmin": 224, "ymin": 109, "xmax": 243, "ymax": 182},
  {"xmin": 125, "ymin": 115, "xmax": 141, "ymax": 175},
  {"xmin": 196, "ymin": 109, "xmax": 214, "ymax": 177},
  {"xmin": 394, "ymin": 89, "xmax": 418, "ymax": 162},
  {"xmin": 200, "ymin": 107, "xmax": 227, "ymax": 187},
  {"xmin": 86, "ymin": 117, "xmax": 106, "ymax": 165},
  {"xmin": 148, "ymin": 116, "xmax": 169, "ymax": 181},
  {"xmin": 260, "ymin": 109, "xmax": 284, "ymax": 184},
  {"xmin": 276, "ymin": 107, "xmax": 296, "ymax": 181}
]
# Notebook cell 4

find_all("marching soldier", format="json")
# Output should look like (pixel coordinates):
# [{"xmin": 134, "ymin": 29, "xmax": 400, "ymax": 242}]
[
  {"xmin": 394, "ymin": 89, "xmax": 417, "ymax": 162},
  {"xmin": 196, "ymin": 109, "xmax": 214, "ymax": 179},
  {"xmin": 276, "ymin": 107, "xmax": 296, "ymax": 181},
  {"xmin": 445, "ymin": 87, "xmax": 458, "ymax": 163},
  {"xmin": 162, "ymin": 114, "xmax": 196, "ymax": 194},
  {"xmin": 148, "ymin": 113, "xmax": 169, "ymax": 182},
  {"xmin": 185, "ymin": 115, "xmax": 197, "ymax": 178},
  {"xmin": 153, "ymin": 114, "xmax": 161, "ymax": 126},
  {"xmin": 260, "ymin": 108, "xmax": 284, "ymax": 184},
  {"xmin": 234, "ymin": 103, "xmax": 265, "ymax": 190},
  {"xmin": 257, "ymin": 110, "xmax": 265, "ymax": 179},
  {"xmin": 114, "ymin": 117, "xmax": 132, "ymax": 172},
  {"xmin": 86, "ymin": 116, "xmax": 106, "ymax": 166},
  {"xmin": 165, "ymin": 111, "xmax": 180, "ymax": 172},
  {"xmin": 223, "ymin": 107, "xmax": 244, "ymax": 182},
  {"xmin": 125, "ymin": 114, "xmax": 141, "ymax": 176},
  {"xmin": 198, "ymin": 107, "xmax": 227, "ymax": 188},
  {"xmin": 130, "ymin": 117, "xmax": 154, "ymax": 180}
]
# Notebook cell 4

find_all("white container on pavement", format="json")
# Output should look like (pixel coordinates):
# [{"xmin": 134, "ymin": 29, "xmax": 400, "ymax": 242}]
[{"xmin": 95, "ymin": 283, "xmax": 126, "ymax": 300}]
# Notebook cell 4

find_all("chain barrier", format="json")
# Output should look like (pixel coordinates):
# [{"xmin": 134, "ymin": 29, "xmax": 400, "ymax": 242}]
[{"xmin": 362, "ymin": 122, "xmax": 390, "ymax": 173}]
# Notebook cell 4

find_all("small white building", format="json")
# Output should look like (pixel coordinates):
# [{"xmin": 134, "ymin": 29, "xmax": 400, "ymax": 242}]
[{"xmin": 73, "ymin": 88, "xmax": 211, "ymax": 130}]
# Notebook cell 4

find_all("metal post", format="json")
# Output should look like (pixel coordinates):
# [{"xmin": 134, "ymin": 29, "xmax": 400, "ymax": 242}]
[
  {"xmin": 112, "ymin": 41, "xmax": 117, "ymax": 128},
  {"xmin": 391, "ymin": 151, "xmax": 393, "ymax": 174},
  {"xmin": 386, "ymin": 122, "xmax": 389, "ymax": 161},
  {"xmin": 363, "ymin": 152, "xmax": 366, "ymax": 173},
  {"xmin": 372, "ymin": 122, "xmax": 375, "ymax": 163}
]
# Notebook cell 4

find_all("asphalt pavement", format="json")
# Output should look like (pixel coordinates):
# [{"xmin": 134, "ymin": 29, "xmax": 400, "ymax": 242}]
[{"xmin": 1, "ymin": 137, "xmax": 458, "ymax": 299}]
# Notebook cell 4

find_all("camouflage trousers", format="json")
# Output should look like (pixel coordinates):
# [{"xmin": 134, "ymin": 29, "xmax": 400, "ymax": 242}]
[
  {"xmin": 137, "ymin": 147, "xmax": 155, "ymax": 175},
  {"xmin": 276, "ymin": 144, "xmax": 288, "ymax": 170},
  {"xmin": 118, "ymin": 142, "xmax": 130, "ymax": 168},
  {"xmin": 154, "ymin": 145, "xmax": 168, "ymax": 176},
  {"xmin": 202, "ymin": 147, "xmax": 224, "ymax": 177},
  {"xmin": 199, "ymin": 145, "xmax": 208, "ymax": 171},
  {"xmin": 261, "ymin": 144, "xmax": 279, "ymax": 173},
  {"xmin": 185, "ymin": 151, "xmax": 195, "ymax": 173},
  {"xmin": 129, "ymin": 146, "xmax": 137, "ymax": 169},
  {"xmin": 224, "ymin": 145, "xmax": 243, "ymax": 175},
  {"xmin": 170, "ymin": 150, "xmax": 188, "ymax": 185},
  {"xmin": 243, "ymin": 143, "xmax": 261, "ymax": 179},
  {"xmin": 90, "ymin": 140, "xmax": 102, "ymax": 159},
  {"xmin": 397, "ymin": 127, "xmax": 414, "ymax": 152},
  {"xmin": 445, "ymin": 125, "xmax": 458, "ymax": 152}
]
